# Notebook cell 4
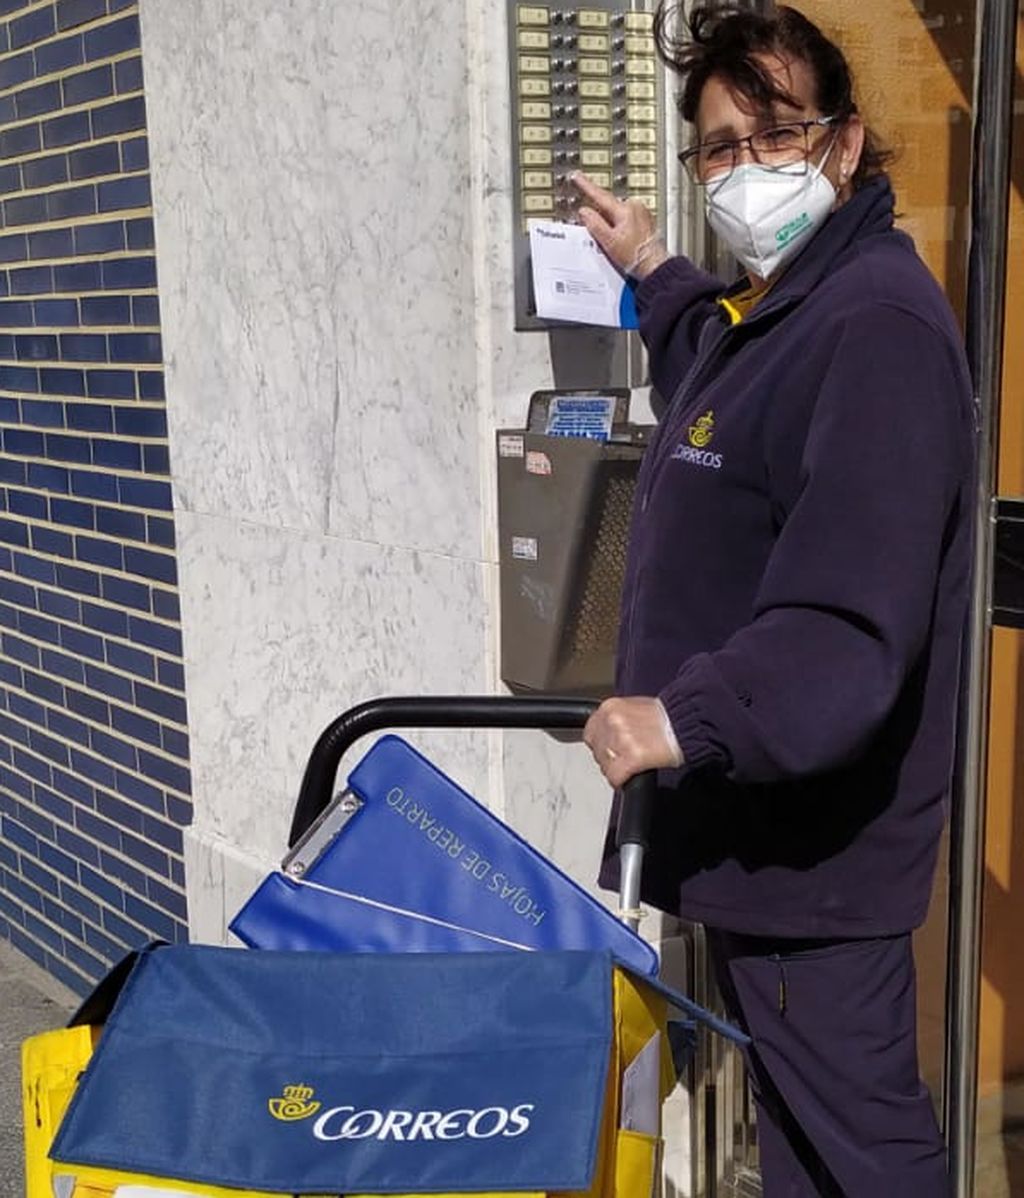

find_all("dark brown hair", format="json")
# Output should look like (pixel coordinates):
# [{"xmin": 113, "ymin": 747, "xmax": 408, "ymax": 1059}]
[{"xmin": 653, "ymin": 4, "xmax": 893, "ymax": 187}]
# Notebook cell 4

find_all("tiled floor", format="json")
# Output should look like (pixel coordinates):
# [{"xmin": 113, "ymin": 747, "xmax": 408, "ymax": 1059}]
[{"xmin": 0, "ymin": 941, "xmax": 79, "ymax": 1198}]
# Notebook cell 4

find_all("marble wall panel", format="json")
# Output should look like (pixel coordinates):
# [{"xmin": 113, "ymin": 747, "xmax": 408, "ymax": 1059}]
[
  {"xmin": 173, "ymin": 511, "xmax": 492, "ymax": 884},
  {"xmin": 142, "ymin": 0, "xmax": 676, "ymax": 935},
  {"xmin": 183, "ymin": 829, "xmax": 268, "ymax": 949},
  {"xmin": 139, "ymin": 0, "xmax": 483, "ymax": 560},
  {"xmin": 501, "ymin": 728, "xmax": 618, "ymax": 905}
]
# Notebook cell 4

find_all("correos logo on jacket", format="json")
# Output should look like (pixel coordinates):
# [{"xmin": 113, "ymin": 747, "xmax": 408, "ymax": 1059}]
[
  {"xmin": 671, "ymin": 409, "xmax": 723, "ymax": 470},
  {"xmin": 268, "ymin": 1085, "xmax": 535, "ymax": 1143}
]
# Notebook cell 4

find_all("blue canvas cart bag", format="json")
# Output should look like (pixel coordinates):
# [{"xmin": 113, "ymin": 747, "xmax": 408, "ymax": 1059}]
[
  {"xmin": 230, "ymin": 735, "xmax": 658, "ymax": 977},
  {"xmin": 52, "ymin": 944, "xmax": 639, "ymax": 1195}
]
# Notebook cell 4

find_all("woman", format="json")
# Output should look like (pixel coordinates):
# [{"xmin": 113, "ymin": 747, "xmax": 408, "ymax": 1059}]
[{"xmin": 577, "ymin": 6, "xmax": 972, "ymax": 1195}]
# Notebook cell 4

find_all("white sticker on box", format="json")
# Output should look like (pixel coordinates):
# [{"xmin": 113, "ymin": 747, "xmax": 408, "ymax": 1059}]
[
  {"xmin": 499, "ymin": 434, "xmax": 525, "ymax": 458},
  {"xmin": 512, "ymin": 536, "xmax": 539, "ymax": 561},
  {"xmin": 620, "ymin": 1032, "xmax": 661, "ymax": 1136},
  {"xmin": 545, "ymin": 394, "xmax": 617, "ymax": 441}
]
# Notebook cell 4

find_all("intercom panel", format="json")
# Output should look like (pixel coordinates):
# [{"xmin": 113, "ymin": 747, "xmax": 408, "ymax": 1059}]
[{"xmin": 507, "ymin": 2, "xmax": 666, "ymax": 330}]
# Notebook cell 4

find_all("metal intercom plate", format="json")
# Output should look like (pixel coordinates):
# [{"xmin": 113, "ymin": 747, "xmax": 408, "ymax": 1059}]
[{"xmin": 507, "ymin": 2, "xmax": 666, "ymax": 330}]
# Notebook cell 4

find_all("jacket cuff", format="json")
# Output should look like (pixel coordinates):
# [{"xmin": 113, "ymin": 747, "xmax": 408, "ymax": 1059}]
[
  {"xmin": 659, "ymin": 655, "xmax": 732, "ymax": 772},
  {"xmin": 635, "ymin": 256, "xmax": 720, "ymax": 314}
]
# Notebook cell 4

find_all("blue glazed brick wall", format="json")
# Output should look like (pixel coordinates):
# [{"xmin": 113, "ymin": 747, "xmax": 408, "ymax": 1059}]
[{"xmin": 0, "ymin": 0, "xmax": 191, "ymax": 994}]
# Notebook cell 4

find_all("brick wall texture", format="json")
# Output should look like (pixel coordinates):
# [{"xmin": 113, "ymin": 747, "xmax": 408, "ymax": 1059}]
[{"xmin": 0, "ymin": 0, "xmax": 191, "ymax": 995}]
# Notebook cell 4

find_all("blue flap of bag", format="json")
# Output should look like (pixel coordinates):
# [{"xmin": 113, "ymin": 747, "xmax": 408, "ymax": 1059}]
[
  {"xmin": 52, "ymin": 944, "xmax": 614, "ymax": 1194},
  {"xmin": 230, "ymin": 734, "xmax": 659, "ymax": 977}
]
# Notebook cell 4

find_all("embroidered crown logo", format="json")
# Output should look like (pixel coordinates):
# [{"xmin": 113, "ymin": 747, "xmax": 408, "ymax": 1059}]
[
  {"xmin": 269, "ymin": 1083, "xmax": 321, "ymax": 1121},
  {"xmin": 688, "ymin": 411, "xmax": 715, "ymax": 449}
]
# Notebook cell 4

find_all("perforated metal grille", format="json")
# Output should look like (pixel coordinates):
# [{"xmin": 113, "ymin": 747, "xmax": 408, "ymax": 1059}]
[{"xmin": 563, "ymin": 465, "xmax": 637, "ymax": 664}]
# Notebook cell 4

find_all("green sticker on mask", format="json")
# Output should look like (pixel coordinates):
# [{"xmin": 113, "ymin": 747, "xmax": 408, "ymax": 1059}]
[{"xmin": 776, "ymin": 211, "xmax": 812, "ymax": 246}]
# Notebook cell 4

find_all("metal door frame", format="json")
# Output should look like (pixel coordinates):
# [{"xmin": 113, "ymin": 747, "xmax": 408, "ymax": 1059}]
[{"xmin": 945, "ymin": 2, "xmax": 1020, "ymax": 1195}]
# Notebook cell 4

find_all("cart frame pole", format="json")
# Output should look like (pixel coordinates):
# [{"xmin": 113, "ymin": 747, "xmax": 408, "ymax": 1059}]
[{"xmin": 618, "ymin": 843, "xmax": 644, "ymax": 932}]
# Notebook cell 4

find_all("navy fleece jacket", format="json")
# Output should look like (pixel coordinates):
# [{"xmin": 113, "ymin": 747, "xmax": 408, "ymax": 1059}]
[{"xmin": 602, "ymin": 176, "xmax": 975, "ymax": 937}]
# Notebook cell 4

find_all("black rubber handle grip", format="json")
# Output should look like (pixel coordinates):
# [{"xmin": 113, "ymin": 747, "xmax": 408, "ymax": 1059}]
[
  {"xmin": 616, "ymin": 769, "xmax": 658, "ymax": 851},
  {"xmin": 288, "ymin": 696, "xmax": 599, "ymax": 846}
]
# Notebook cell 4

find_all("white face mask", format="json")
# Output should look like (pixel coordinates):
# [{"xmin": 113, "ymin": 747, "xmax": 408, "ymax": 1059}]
[{"xmin": 704, "ymin": 139, "xmax": 838, "ymax": 280}]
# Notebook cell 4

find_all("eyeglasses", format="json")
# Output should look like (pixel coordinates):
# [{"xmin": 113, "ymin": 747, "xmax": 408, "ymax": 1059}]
[{"xmin": 678, "ymin": 116, "xmax": 839, "ymax": 186}]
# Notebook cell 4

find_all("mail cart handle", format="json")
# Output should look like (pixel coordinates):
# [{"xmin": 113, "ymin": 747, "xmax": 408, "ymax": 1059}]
[{"xmin": 288, "ymin": 696, "xmax": 658, "ymax": 862}]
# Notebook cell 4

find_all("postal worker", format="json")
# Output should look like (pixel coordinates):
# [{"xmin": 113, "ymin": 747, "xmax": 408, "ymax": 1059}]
[{"xmin": 578, "ymin": 6, "xmax": 973, "ymax": 1195}]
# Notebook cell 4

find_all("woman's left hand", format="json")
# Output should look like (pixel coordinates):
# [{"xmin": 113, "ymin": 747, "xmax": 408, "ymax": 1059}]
[{"xmin": 583, "ymin": 696, "xmax": 684, "ymax": 788}]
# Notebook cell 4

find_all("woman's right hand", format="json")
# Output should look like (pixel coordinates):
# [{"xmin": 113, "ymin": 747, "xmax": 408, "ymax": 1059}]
[{"xmin": 572, "ymin": 172, "xmax": 669, "ymax": 280}]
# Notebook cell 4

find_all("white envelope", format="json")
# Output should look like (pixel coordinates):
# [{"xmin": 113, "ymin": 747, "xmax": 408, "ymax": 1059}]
[
  {"xmin": 529, "ymin": 220, "xmax": 638, "ymax": 329},
  {"xmin": 620, "ymin": 1030, "xmax": 662, "ymax": 1136}
]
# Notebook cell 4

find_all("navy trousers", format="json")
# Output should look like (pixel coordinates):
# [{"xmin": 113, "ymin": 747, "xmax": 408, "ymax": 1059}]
[{"xmin": 707, "ymin": 929, "xmax": 949, "ymax": 1197}]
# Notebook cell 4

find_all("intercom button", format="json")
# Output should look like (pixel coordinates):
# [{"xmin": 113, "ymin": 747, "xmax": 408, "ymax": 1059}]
[
  {"xmin": 519, "ymin": 77, "xmax": 551, "ymax": 96},
  {"xmin": 625, "ymin": 58, "xmax": 655, "ymax": 77},
  {"xmin": 627, "ymin": 126, "xmax": 656, "ymax": 145},
  {"xmin": 580, "ymin": 125, "xmax": 611, "ymax": 144},
  {"xmin": 517, "ymin": 5, "xmax": 550, "ymax": 25},
  {"xmin": 625, "ymin": 80, "xmax": 655, "ymax": 100},
  {"xmin": 521, "ymin": 147, "xmax": 554, "ymax": 165},
  {"xmin": 627, "ymin": 103, "xmax": 657, "ymax": 123},
  {"xmin": 519, "ymin": 54, "xmax": 551, "ymax": 73},
  {"xmin": 580, "ymin": 148, "xmax": 610, "ymax": 166},
  {"xmin": 521, "ymin": 124, "xmax": 554, "ymax": 143},
  {"xmin": 580, "ymin": 102, "xmax": 610, "ymax": 121},
  {"xmin": 627, "ymin": 148, "xmax": 657, "ymax": 167}
]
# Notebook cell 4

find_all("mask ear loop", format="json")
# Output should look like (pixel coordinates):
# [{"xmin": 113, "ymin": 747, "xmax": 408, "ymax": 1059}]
[{"xmin": 811, "ymin": 131, "xmax": 841, "ymax": 180}]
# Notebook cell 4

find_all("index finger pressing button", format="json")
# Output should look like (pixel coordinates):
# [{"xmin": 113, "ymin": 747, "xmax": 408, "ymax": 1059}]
[{"xmin": 569, "ymin": 170, "xmax": 622, "ymax": 220}]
